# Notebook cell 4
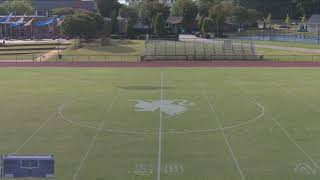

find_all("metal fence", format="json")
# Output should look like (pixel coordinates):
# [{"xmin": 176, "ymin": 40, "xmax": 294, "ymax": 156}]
[
  {"xmin": 233, "ymin": 29, "xmax": 320, "ymax": 44},
  {"xmin": 0, "ymin": 54, "xmax": 142, "ymax": 62},
  {"xmin": 2, "ymin": 54, "xmax": 320, "ymax": 63},
  {"xmin": 263, "ymin": 55, "xmax": 320, "ymax": 62}
]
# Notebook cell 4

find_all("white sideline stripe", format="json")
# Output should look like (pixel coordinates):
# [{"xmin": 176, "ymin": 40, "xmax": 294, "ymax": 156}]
[
  {"xmin": 72, "ymin": 93, "xmax": 119, "ymax": 180},
  {"xmin": 232, "ymin": 82, "xmax": 320, "ymax": 169},
  {"xmin": 271, "ymin": 117, "xmax": 319, "ymax": 169},
  {"xmin": 157, "ymin": 72, "xmax": 164, "ymax": 180},
  {"xmin": 14, "ymin": 111, "xmax": 57, "ymax": 154},
  {"xmin": 270, "ymin": 83, "xmax": 319, "ymax": 169},
  {"xmin": 203, "ymin": 90, "xmax": 246, "ymax": 180}
]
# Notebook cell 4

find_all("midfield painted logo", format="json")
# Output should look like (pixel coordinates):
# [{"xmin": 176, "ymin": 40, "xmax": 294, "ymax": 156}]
[{"xmin": 134, "ymin": 100, "xmax": 193, "ymax": 117}]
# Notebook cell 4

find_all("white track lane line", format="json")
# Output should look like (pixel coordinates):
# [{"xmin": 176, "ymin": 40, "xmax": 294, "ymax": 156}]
[
  {"xmin": 202, "ymin": 89, "xmax": 246, "ymax": 180},
  {"xmin": 72, "ymin": 93, "xmax": 119, "ymax": 180},
  {"xmin": 233, "ymin": 82, "xmax": 320, "ymax": 169},
  {"xmin": 157, "ymin": 72, "xmax": 164, "ymax": 180}
]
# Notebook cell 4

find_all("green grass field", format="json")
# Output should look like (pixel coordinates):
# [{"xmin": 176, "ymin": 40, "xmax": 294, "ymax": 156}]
[
  {"xmin": 1, "ymin": 67, "xmax": 320, "ymax": 180},
  {"xmin": 253, "ymin": 40, "xmax": 320, "ymax": 50},
  {"xmin": 0, "ymin": 41, "xmax": 71, "ymax": 61},
  {"xmin": 54, "ymin": 39, "xmax": 144, "ymax": 62},
  {"xmin": 63, "ymin": 39, "xmax": 144, "ymax": 56},
  {"xmin": 257, "ymin": 48, "xmax": 320, "ymax": 62},
  {"xmin": 3, "ymin": 38, "xmax": 320, "ymax": 62}
]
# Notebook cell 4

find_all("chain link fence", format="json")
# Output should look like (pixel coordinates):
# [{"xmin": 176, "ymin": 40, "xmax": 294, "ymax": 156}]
[
  {"xmin": 233, "ymin": 29, "xmax": 320, "ymax": 44},
  {"xmin": 1, "ymin": 54, "xmax": 320, "ymax": 63}
]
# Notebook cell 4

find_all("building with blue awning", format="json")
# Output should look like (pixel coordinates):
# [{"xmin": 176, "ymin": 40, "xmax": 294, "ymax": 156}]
[{"xmin": 32, "ymin": 0, "xmax": 96, "ymax": 17}]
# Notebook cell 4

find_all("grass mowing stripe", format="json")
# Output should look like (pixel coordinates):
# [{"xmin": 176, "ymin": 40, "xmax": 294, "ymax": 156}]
[
  {"xmin": 157, "ymin": 72, "xmax": 164, "ymax": 180},
  {"xmin": 72, "ymin": 92, "xmax": 119, "ymax": 180},
  {"xmin": 202, "ymin": 89, "xmax": 246, "ymax": 180}
]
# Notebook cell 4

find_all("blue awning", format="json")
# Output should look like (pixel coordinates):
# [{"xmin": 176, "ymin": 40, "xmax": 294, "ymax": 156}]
[
  {"xmin": 10, "ymin": 22, "xmax": 19, "ymax": 28},
  {"xmin": 0, "ymin": 12, "xmax": 14, "ymax": 23},
  {"xmin": 10, "ymin": 16, "xmax": 25, "ymax": 28},
  {"xmin": 35, "ymin": 18, "xmax": 55, "ymax": 27}
]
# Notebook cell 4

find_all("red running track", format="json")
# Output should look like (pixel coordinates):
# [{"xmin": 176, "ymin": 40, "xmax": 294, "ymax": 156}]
[{"xmin": 1, "ymin": 61, "xmax": 320, "ymax": 67}]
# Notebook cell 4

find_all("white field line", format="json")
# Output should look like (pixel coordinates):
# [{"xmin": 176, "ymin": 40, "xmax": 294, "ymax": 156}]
[
  {"xmin": 202, "ymin": 89, "xmax": 246, "ymax": 180},
  {"xmin": 14, "ymin": 102, "xmax": 69, "ymax": 154},
  {"xmin": 72, "ymin": 93, "xmax": 119, "ymax": 180},
  {"xmin": 232, "ymin": 82, "xmax": 320, "ymax": 169},
  {"xmin": 58, "ymin": 107, "xmax": 148, "ymax": 135},
  {"xmin": 271, "ymin": 117, "xmax": 319, "ymax": 169},
  {"xmin": 14, "ymin": 111, "xmax": 57, "ymax": 154},
  {"xmin": 157, "ymin": 72, "xmax": 164, "ymax": 180},
  {"xmin": 58, "ymin": 84, "xmax": 263, "ymax": 135}
]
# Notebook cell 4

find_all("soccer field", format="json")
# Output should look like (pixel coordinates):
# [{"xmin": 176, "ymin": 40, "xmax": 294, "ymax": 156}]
[{"xmin": 1, "ymin": 67, "xmax": 320, "ymax": 180}]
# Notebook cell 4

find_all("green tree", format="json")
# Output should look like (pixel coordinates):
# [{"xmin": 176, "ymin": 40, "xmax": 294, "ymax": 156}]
[
  {"xmin": 241, "ymin": 0, "xmax": 294, "ymax": 19},
  {"xmin": 198, "ymin": 0, "xmax": 224, "ymax": 16},
  {"xmin": 0, "ymin": 4, "xmax": 9, "ymax": 15},
  {"xmin": 52, "ymin": 8, "xmax": 76, "ymax": 16},
  {"xmin": 294, "ymin": 0, "xmax": 318, "ymax": 17},
  {"xmin": 196, "ymin": 0, "xmax": 320, "ymax": 19},
  {"xmin": 126, "ymin": 16, "xmax": 134, "ymax": 37},
  {"xmin": 247, "ymin": 9, "xmax": 260, "ymax": 24},
  {"xmin": 209, "ymin": 2, "xmax": 232, "ymax": 37},
  {"xmin": 263, "ymin": 13, "xmax": 272, "ymax": 29},
  {"xmin": 230, "ymin": 6, "xmax": 260, "ymax": 28},
  {"xmin": 61, "ymin": 12, "xmax": 106, "ymax": 39},
  {"xmin": 138, "ymin": 0, "xmax": 170, "ymax": 30},
  {"xmin": 153, "ymin": 13, "xmax": 165, "ymax": 34},
  {"xmin": 4, "ymin": 0, "xmax": 33, "ymax": 15},
  {"xmin": 300, "ymin": 14, "xmax": 306, "ymax": 24},
  {"xmin": 119, "ymin": 5, "xmax": 138, "ymax": 22},
  {"xmin": 201, "ymin": 18, "xmax": 209, "ymax": 34},
  {"xmin": 95, "ymin": 0, "xmax": 121, "ymax": 17},
  {"xmin": 111, "ymin": 10, "xmax": 118, "ymax": 34},
  {"xmin": 199, "ymin": 15, "xmax": 205, "ymax": 31},
  {"xmin": 171, "ymin": 0, "xmax": 198, "ymax": 33}
]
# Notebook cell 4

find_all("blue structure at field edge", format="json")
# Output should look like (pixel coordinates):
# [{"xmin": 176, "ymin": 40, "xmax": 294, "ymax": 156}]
[
  {"xmin": 0, "ymin": 155, "xmax": 55, "ymax": 178},
  {"xmin": 0, "ymin": 12, "xmax": 64, "ymax": 39}
]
